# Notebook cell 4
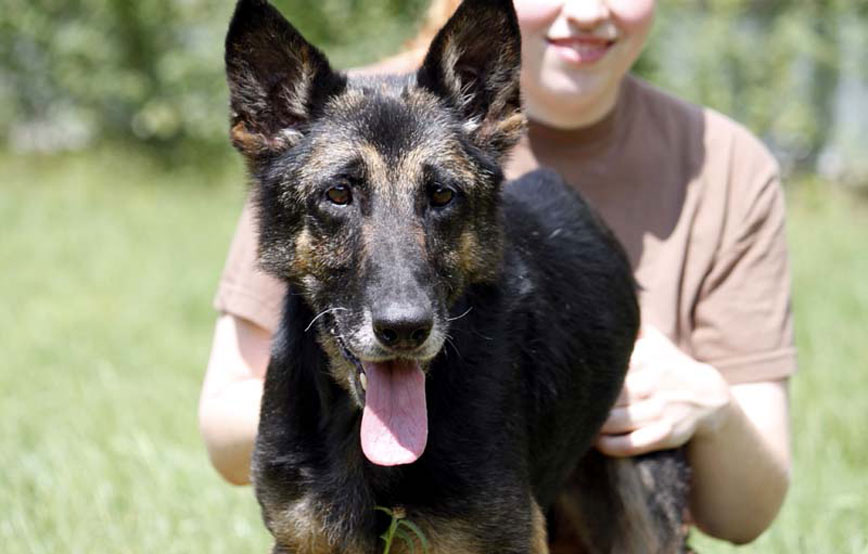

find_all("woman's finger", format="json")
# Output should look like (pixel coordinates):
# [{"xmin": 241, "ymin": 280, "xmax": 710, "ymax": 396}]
[
  {"xmin": 612, "ymin": 370, "xmax": 656, "ymax": 407},
  {"xmin": 599, "ymin": 396, "xmax": 664, "ymax": 434},
  {"xmin": 595, "ymin": 419, "xmax": 673, "ymax": 457}
]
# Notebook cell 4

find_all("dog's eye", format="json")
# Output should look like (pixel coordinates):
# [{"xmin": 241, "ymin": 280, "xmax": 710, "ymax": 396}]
[
  {"xmin": 326, "ymin": 184, "xmax": 352, "ymax": 206},
  {"xmin": 430, "ymin": 185, "xmax": 455, "ymax": 208}
]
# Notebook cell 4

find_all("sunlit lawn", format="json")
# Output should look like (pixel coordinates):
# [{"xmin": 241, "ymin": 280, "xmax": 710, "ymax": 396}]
[
  {"xmin": 692, "ymin": 178, "xmax": 868, "ymax": 554},
  {"xmin": 1, "ymin": 149, "xmax": 866, "ymax": 553}
]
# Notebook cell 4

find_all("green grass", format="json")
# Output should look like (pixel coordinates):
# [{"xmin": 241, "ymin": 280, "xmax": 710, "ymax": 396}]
[
  {"xmin": 691, "ymin": 181, "xmax": 868, "ymax": 554},
  {"xmin": 0, "ymin": 149, "xmax": 271, "ymax": 553},
  {"xmin": 1, "ymin": 150, "xmax": 866, "ymax": 552},
  {"xmin": 695, "ymin": 181, "xmax": 868, "ymax": 554}
]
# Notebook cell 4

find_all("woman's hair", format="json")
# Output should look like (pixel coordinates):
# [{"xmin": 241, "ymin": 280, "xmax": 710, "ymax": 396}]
[
  {"xmin": 369, "ymin": 0, "xmax": 462, "ymax": 72},
  {"xmin": 405, "ymin": 0, "xmax": 462, "ymax": 51}
]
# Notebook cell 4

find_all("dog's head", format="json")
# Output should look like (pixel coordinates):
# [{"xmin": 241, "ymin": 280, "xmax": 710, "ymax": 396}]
[{"xmin": 225, "ymin": 0, "xmax": 523, "ymax": 465}]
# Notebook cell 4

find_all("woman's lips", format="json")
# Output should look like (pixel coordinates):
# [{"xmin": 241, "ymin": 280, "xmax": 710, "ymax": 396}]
[{"xmin": 547, "ymin": 37, "xmax": 616, "ymax": 65}]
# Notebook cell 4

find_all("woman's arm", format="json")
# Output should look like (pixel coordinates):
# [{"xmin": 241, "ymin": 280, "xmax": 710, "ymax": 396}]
[
  {"xmin": 688, "ymin": 379, "xmax": 790, "ymax": 543},
  {"xmin": 596, "ymin": 326, "xmax": 791, "ymax": 544},
  {"xmin": 198, "ymin": 313, "xmax": 272, "ymax": 485}
]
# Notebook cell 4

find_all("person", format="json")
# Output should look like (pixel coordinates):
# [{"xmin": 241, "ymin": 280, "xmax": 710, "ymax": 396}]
[{"xmin": 199, "ymin": 0, "xmax": 794, "ymax": 545}]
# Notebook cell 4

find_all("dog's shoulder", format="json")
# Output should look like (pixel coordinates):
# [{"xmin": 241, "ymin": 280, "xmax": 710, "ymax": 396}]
[
  {"xmin": 502, "ymin": 168, "xmax": 612, "ymax": 249},
  {"xmin": 501, "ymin": 168, "xmax": 633, "ymax": 290},
  {"xmin": 502, "ymin": 167, "xmax": 578, "ymax": 204}
]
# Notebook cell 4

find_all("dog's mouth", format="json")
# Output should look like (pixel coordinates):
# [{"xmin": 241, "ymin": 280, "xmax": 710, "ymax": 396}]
[{"xmin": 336, "ymin": 337, "xmax": 428, "ymax": 467}]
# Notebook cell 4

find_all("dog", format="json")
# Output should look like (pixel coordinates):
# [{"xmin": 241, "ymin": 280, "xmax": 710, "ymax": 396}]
[{"xmin": 224, "ymin": 0, "xmax": 689, "ymax": 552}]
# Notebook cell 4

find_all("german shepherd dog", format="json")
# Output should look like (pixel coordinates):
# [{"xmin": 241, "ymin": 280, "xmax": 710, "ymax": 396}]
[{"xmin": 225, "ymin": 0, "xmax": 689, "ymax": 552}]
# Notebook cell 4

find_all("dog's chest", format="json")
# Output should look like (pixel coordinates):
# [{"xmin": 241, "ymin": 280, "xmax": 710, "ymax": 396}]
[{"xmin": 265, "ymin": 492, "xmax": 500, "ymax": 554}]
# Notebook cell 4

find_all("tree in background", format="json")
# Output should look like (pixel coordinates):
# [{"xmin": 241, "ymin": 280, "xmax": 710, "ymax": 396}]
[
  {"xmin": 641, "ymin": 0, "xmax": 868, "ymax": 180},
  {"xmin": 1, "ymin": 0, "xmax": 866, "ymax": 182},
  {"xmin": 0, "ymin": 0, "xmax": 426, "ymax": 150}
]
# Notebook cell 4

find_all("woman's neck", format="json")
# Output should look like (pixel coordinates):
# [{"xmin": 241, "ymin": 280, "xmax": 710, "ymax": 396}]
[{"xmin": 524, "ymin": 79, "xmax": 624, "ymax": 130}]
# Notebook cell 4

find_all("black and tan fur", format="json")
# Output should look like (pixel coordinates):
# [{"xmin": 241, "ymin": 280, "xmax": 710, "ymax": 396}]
[{"xmin": 224, "ymin": 0, "xmax": 690, "ymax": 552}]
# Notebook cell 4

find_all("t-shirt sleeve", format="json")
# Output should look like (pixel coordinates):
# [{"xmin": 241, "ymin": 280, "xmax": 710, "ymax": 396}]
[
  {"xmin": 212, "ymin": 200, "xmax": 286, "ymax": 334},
  {"xmin": 691, "ymin": 141, "xmax": 797, "ymax": 384}
]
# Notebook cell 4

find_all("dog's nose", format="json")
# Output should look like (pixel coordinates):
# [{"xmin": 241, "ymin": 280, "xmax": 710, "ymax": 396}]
[{"xmin": 372, "ymin": 305, "xmax": 433, "ymax": 351}]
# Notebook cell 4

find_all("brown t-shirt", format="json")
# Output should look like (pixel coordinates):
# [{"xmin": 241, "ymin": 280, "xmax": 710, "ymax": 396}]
[{"xmin": 214, "ymin": 75, "xmax": 796, "ymax": 384}]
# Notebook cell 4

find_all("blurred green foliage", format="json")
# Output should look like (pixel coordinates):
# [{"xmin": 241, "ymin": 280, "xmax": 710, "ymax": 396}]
[
  {"xmin": 0, "ymin": 0, "xmax": 427, "ymax": 150},
  {"xmin": 1, "ymin": 0, "xmax": 866, "ymax": 179},
  {"xmin": 643, "ymin": 0, "xmax": 868, "ymax": 179}
]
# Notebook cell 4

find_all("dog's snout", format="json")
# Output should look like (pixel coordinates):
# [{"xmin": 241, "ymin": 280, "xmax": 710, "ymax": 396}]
[{"xmin": 372, "ymin": 304, "xmax": 433, "ymax": 351}]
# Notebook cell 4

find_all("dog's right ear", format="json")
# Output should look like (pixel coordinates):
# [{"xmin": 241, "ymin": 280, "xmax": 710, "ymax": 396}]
[
  {"xmin": 416, "ymin": 0, "xmax": 524, "ymax": 161},
  {"xmin": 225, "ymin": 0, "xmax": 345, "ymax": 159}
]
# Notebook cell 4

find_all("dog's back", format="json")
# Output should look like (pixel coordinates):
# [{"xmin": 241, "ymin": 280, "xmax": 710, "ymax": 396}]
[
  {"xmin": 498, "ymin": 168, "xmax": 638, "ymax": 505},
  {"xmin": 502, "ymin": 171, "xmax": 691, "ymax": 554}
]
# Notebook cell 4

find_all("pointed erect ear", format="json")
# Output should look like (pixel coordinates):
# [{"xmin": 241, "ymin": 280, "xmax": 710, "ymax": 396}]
[
  {"xmin": 224, "ymin": 0, "xmax": 345, "ymax": 159},
  {"xmin": 416, "ymin": 0, "xmax": 525, "ymax": 160}
]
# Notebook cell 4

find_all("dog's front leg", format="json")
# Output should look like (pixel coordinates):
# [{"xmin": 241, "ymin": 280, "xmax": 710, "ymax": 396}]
[
  {"xmin": 270, "ymin": 542, "xmax": 348, "ymax": 554},
  {"xmin": 530, "ymin": 498, "xmax": 550, "ymax": 554},
  {"xmin": 259, "ymin": 494, "xmax": 349, "ymax": 554}
]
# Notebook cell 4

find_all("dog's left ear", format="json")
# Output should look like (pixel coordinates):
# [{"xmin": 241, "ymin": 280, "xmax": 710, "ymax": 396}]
[
  {"xmin": 225, "ymin": 0, "xmax": 345, "ymax": 159},
  {"xmin": 417, "ymin": 0, "xmax": 525, "ymax": 161}
]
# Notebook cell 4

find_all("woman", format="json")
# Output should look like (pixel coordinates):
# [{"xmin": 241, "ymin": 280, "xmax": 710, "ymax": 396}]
[{"xmin": 199, "ymin": 0, "xmax": 794, "ymax": 545}]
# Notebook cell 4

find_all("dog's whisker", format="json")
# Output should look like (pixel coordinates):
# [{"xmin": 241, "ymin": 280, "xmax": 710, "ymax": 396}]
[
  {"xmin": 305, "ymin": 307, "xmax": 348, "ymax": 333},
  {"xmin": 444, "ymin": 334, "xmax": 463, "ymax": 360},
  {"xmin": 446, "ymin": 307, "xmax": 473, "ymax": 322}
]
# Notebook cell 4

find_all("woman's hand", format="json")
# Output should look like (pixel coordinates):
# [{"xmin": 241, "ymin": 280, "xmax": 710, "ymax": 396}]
[
  {"xmin": 595, "ymin": 325, "xmax": 791, "ymax": 542},
  {"xmin": 596, "ymin": 325, "xmax": 733, "ymax": 457}
]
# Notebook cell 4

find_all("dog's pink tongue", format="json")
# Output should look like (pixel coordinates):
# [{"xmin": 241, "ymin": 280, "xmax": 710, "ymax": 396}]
[{"xmin": 360, "ymin": 359, "xmax": 427, "ymax": 466}]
